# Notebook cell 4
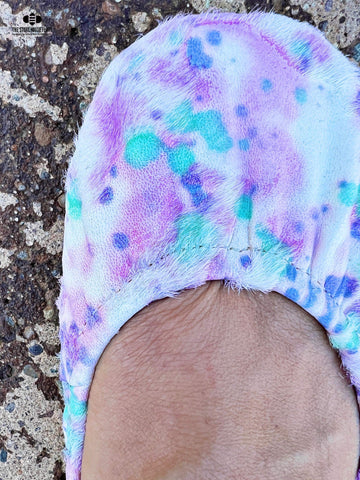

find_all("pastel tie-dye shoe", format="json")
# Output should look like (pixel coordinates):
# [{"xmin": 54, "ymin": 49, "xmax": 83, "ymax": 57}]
[{"xmin": 55, "ymin": 9, "xmax": 360, "ymax": 480}]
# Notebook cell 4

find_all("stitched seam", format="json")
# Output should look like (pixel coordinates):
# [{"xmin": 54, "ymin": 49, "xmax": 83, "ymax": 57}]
[
  {"xmin": 76, "ymin": 244, "xmax": 347, "ymax": 337},
  {"xmin": 192, "ymin": 15, "xmax": 301, "ymax": 72}
]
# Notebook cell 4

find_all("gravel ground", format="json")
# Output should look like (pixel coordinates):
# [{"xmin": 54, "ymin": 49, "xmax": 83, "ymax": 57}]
[{"xmin": 0, "ymin": 0, "xmax": 359, "ymax": 478}]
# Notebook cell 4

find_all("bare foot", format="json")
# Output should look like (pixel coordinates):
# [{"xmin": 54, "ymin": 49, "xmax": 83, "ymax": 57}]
[{"xmin": 81, "ymin": 281, "xmax": 359, "ymax": 479}]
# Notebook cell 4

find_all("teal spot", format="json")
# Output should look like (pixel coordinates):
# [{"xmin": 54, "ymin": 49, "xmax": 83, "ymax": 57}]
[
  {"xmin": 355, "ymin": 184, "xmax": 360, "ymax": 216},
  {"xmin": 164, "ymin": 99, "xmax": 197, "ymax": 133},
  {"xmin": 255, "ymin": 224, "xmax": 284, "ymax": 253},
  {"xmin": 235, "ymin": 194, "xmax": 253, "ymax": 220},
  {"xmin": 239, "ymin": 138, "xmax": 250, "ymax": 151},
  {"xmin": 167, "ymin": 144, "xmax": 195, "ymax": 175},
  {"xmin": 290, "ymin": 39, "xmax": 312, "ymax": 72},
  {"xmin": 295, "ymin": 87, "xmax": 307, "ymax": 104},
  {"xmin": 68, "ymin": 385, "xmax": 87, "ymax": 417},
  {"xmin": 174, "ymin": 212, "xmax": 219, "ymax": 263},
  {"xmin": 165, "ymin": 101, "xmax": 233, "ymax": 153},
  {"xmin": 329, "ymin": 313, "xmax": 360, "ymax": 350},
  {"xmin": 187, "ymin": 37, "xmax": 213, "ymax": 69},
  {"xmin": 338, "ymin": 180, "xmax": 358, "ymax": 206},
  {"xmin": 66, "ymin": 179, "xmax": 82, "ymax": 220},
  {"xmin": 124, "ymin": 132, "xmax": 162, "ymax": 169},
  {"xmin": 128, "ymin": 53, "xmax": 145, "ymax": 72},
  {"xmin": 169, "ymin": 30, "xmax": 182, "ymax": 46},
  {"xmin": 194, "ymin": 110, "xmax": 233, "ymax": 152},
  {"xmin": 262, "ymin": 79, "xmax": 273, "ymax": 92},
  {"xmin": 207, "ymin": 30, "xmax": 221, "ymax": 46}
]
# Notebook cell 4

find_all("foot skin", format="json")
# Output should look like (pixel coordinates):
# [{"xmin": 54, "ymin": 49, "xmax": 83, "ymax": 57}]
[{"xmin": 81, "ymin": 281, "xmax": 360, "ymax": 479}]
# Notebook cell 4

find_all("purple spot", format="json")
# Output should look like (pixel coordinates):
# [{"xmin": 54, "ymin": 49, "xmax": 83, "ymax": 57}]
[
  {"xmin": 86, "ymin": 305, "xmax": 101, "ymax": 327},
  {"xmin": 354, "ymin": 90, "xmax": 360, "ymax": 116},
  {"xmin": 351, "ymin": 218, "xmax": 360, "ymax": 239},
  {"xmin": 113, "ymin": 232, "xmax": 129, "ymax": 250},
  {"xmin": 181, "ymin": 171, "xmax": 202, "ymax": 192},
  {"xmin": 196, "ymin": 95, "xmax": 203, "ymax": 101},
  {"xmin": 240, "ymin": 255, "xmax": 251, "ymax": 268},
  {"xmin": 235, "ymin": 104, "xmax": 248, "ymax": 117},
  {"xmin": 247, "ymin": 126, "xmax": 257, "ymax": 139},
  {"xmin": 299, "ymin": 55, "xmax": 311, "ymax": 73},
  {"xmin": 110, "ymin": 165, "xmax": 117, "ymax": 177},
  {"xmin": 151, "ymin": 109, "xmax": 162, "ymax": 120},
  {"xmin": 321, "ymin": 204, "xmax": 329, "ymax": 213},
  {"xmin": 99, "ymin": 186, "xmax": 113, "ymax": 204}
]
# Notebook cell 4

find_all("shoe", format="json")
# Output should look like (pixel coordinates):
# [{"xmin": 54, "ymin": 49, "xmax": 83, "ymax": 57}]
[{"xmin": 55, "ymin": 9, "xmax": 360, "ymax": 479}]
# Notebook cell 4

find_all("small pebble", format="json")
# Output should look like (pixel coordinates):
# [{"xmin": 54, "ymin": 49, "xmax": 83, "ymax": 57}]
[
  {"xmin": 0, "ymin": 449, "xmax": 7, "ymax": 463},
  {"xmin": 29, "ymin": 344, "xmax": 43, "ymax": 356},
  {"xmin": 132, "ymin": 11, "xmax": 152, "ymax": 33},
  {"xmin": 325, "ymin": 0, "xmax": 333, "ymax": 11},
  {"xmin": 5, "ymin": 402, "xmax": 15, "ymax": 413},
  {"xmin": 23, "ymin": 365, "xmax": 39, "ymax": 378},
  {"xmin": 57, "ymin": 193, "xmax": 65, "ymax": 209},
  {"xmin": 353, "ymin": 43, "xmax": 360, "ymax": 62},
  {"xmin": 23, "ymin": 326, "xmax": 35, "ymax": 340},
  {"xmin": 17, "ymin": 251, "xmax": 28, "ymax": 260},
  {"xmin": 42, "ymin": 76, "xmax": 49, "ymax": 83}
]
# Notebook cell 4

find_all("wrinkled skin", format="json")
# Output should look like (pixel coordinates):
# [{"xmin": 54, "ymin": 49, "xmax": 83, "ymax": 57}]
[{"xmin": 82, "ymin": 280, "xmax": 360, "ymax": 479}]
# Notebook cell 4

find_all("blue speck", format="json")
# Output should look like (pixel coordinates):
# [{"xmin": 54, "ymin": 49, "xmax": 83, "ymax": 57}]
[
  {"xmin": 247, "ymin": 126, "xmax": 257, "ymax": 139},
  {"xmin": 206, "ymin": 30, "xmax": 221, "ymax": 46},
  {"xmin": 151, "ymin": 109, "xmax": 162, "ymax": 120},
  {"xmin": 110, "ymin": 165, "xmax": 117, "ymax": 177},
  {"xmin": 286, "ymin": 263, "xmax": 297, "ymax": 282},
  {"xmin": 240, "ymin": 255, "xmax": 251, "ymax": 268},
  {"xmin": 324, "ymin": 274, "xmax": 357, "ymax": 298},
  {"xmin": 321, "ymin": 204, "xmax": 329, "ymax": 213},
  {"xmin": 5, "ymin": 402, "xmax": 15, "ymax": 413},
  {"xmin": 285, "ymin": 288, "xmax": 299, "ymax": 302},
  {"xmin": 351, "ymin": 218, "xmax": 360, "ymax": 239},
  {"xmin": 86, "ymin": 306, "xmax": 101, "ymax": 327},
  {"xmin": 235, "ymin": 104, "xmax": 248, "ymax": 117},
  {"xmin": 192, "ymin": 189, "xmax": 207, "ymax": 207},
  {"xmin": 29, "ymin": 344, "xmax": 43, "ymax": 356},
  {"xmin": 262, "ymin": 79, "xmax": 273, "ymax": 92},
  {"xmin": 0, "ymin": 449, "xmax": 7, "ymax": 463},
  {"xmin": 239, "ymin": 138, "xmax": 250, "ymax": 151},
  {"xmin": 196, "ymin": 95, "xmax": 203, "ymax": 101},
  {"xmin": 113, "ymin": 232, "xmax": 129, "ymax": 250},
  {"xmin": 99, "ymin": 186, "xmax": 113, "ymax": 204},
  {"xmin": 181, "ymin": 171, "xmax": 202, "ymax": 192},
  {"xmin": 187, "ymin": 37, "xmax": 213, "ymax": 69}
]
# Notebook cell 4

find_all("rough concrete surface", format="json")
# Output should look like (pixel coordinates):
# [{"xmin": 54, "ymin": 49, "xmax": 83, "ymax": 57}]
[{"xmin": 0, "ymin": 0, "xmax": 359, "ymax": 478}]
